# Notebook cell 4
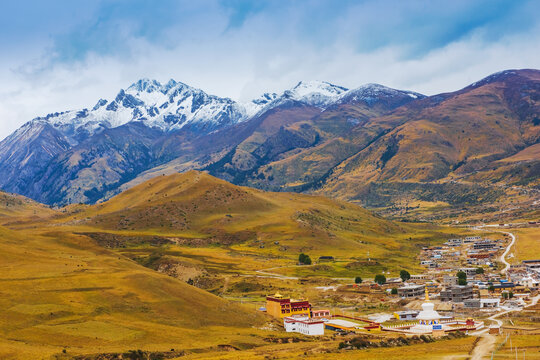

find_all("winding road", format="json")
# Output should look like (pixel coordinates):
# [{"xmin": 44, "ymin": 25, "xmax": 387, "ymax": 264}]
[
  {"xmin": 470, "ymin": 294, "xmax": 540, "ymax": 359},
  {"xmin": 499, "ymin": 231, "xmax": 515, "ymax": 274},
  {"xmin": 469, "ymin": 229, "xmax": 540, "ymax": 359}
]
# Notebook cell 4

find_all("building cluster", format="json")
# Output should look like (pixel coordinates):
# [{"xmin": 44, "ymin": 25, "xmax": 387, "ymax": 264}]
[
  {"xmin": 421, "ymin": 236, "xmax": 505, "ymax": 269},
  {"xmin": 265, "ymin": 293, "xmax": 329, "ymax": 335},
  {"xmin": 507, "ymin": 259, "xmax": 540, "ymax": 291},
  {"xmin": 393, "ymin": 236, "xmax": 540, "ymax": 312},
  {"xmin": 386, "ymin": 288, "xmax": 483, "ymax": 335},
  {"xmin": 264, "ymin": 240, "xmax": 539, "ymax": 338}
]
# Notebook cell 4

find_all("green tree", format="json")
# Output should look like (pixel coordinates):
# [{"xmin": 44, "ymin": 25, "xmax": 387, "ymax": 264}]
[
  {"xmin": 298, "ymin": 253, "xmax": 312, "ymax": 265},
  {"xmin": 458, "ymin": 278, "xmax": 467, "ymax": 286},
  {"xmin": 456, "ymin": 271, "xmax": 467, "ymax": 280},
  {"xmin": 391, "ymin": 287, "xmax": 398, "ymax": 295},
  {"xmin": 475, "ymin": 267, "xmax": 484, "ymax": 274},
  {"xmin": 509, "ymin": 291, "xmax": 514, "ymax": 299},
  {"xmin": 399, "ymin": 270, "xmax": 411, "ymax": 282},
  {"xmin": 374, "ymin": 274, "xmax": 386, "ymax": 285},
  {"xmin": 502, "ymin": 292, "xmax": 508, "ymax": 299},
  {"xmin": 355, "ymin": 276, "xmax": 363, "ymax": 284},
  {"xmin": 488, "ymin": 285, "xmax": 495, "ymax": 292}
]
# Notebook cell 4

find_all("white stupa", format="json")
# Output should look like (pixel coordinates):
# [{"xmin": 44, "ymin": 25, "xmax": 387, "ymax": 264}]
[{"xmin": 408, "ymin": 286, "xmax": 446, "ymax": 334}]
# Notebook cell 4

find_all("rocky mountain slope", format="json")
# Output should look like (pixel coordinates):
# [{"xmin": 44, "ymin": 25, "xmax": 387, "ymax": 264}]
[{"xmin": 0, "ymin": 78, "xmax": 421, "ymax": 205}]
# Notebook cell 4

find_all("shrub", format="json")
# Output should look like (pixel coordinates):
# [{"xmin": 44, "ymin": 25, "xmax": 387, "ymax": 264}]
[
  {"xmin": 374, "ymin": 274, "xmax": 386, "ymax": 285},
  {"xmin": 458, "ymin": 278, "xmax": 467, "ymax": 286},
  {"xmin": 298, "ymin": 253, "xmax": 312, "ymax": 265},
  {"xmin": 355, "ymin": 276, "xmax": 363, "ymax": 284},
  {"xmin": 391, "ymin": 287, "xmax": 398, "ymax": 295},
  {"xmin": 476, "ymin": 267, "xmax": 484, "ymax": 274}
]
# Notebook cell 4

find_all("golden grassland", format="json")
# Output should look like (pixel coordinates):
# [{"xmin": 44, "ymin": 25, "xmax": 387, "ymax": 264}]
[
  {"xmin": 510, "ymin": 227, "xmax": 540, "ymax": 262},
  {"xmin": 0, "ymin": 171, "xmax": 485, "ymax": 358},
  {"xmin": 0, "ymin": 225, "xmax": 274, "ymax": 359},
  {"xmin": 177, "ymin": 336, "xmax": 477, "ymax": 359},
  {"xmin": 493, "ymin": 309, "xmax": 540, "ymax": 359},
  {"xmin": 0, "ymin": 192, "xmax": 56, "ymax": 225}
]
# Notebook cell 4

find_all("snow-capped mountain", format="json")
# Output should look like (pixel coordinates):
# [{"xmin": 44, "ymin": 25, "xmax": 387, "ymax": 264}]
[
  {"xmin": 32, "ymin": 79, "xmax": 258, "ymax": 145},
  {"xmin": 16, "ymin": 79, "xmax": 354, "ymax": 147},
  {"xmin": 272, "ymin": 80, "xmax": 348, "ymax": 109},
  {"xmin": 0, "ymin": 76, "xmax": 428, "ymax": 206},
  {"xmin": 335, "ymin": 83, "xmax": 425, "ymax": 106}
]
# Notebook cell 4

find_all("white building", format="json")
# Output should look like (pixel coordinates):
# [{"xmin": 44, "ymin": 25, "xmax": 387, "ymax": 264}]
[
  {"xmin": 519, "ymin": 276, "xmax": 540, "ymax": 289},
  {"xmin": 283, "ymin": 316, "xmax": 324, "ymax": 336}
]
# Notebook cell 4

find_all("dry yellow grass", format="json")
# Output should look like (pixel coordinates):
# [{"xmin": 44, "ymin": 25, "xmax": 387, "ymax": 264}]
[
  {"xmin": 178, "ymin": 336, "xmax": 476, "ymax": 359},
  {"xmin": 0, "ymin": 223, "xmax": 271, "ymax": 359},
  {"xmin": 52, "ymin": 171, "xmax": 468, "ymax": 276},
  {"xmin": 512, "ymin": 228, "xmax": 540, "ymax": 262}
]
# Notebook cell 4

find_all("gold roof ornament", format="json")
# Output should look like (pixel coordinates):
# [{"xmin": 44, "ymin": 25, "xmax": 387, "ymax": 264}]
[{"xmin": 425, "ymin": 285, "xmax": 430, "ymax": 301}]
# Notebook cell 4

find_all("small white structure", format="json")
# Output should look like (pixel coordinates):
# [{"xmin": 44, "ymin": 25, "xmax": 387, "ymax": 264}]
[
  {"xmin": 520, "ymin": 276, "xmax": 540, "ymax": 289},
  {"xmin": 406, "ymin": 287, "xmax": 449, "ymax": 334},
  {"xmin": 283, "ymin": 315, "xmax": 324, "ymax": 336},
  {"xmin": 481, "ymin": 298, "xmax": 500, "ymax": 308}
]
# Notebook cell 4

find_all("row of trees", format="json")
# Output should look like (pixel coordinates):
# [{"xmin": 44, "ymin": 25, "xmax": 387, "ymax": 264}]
[
  {"xmin": 354, "ymin": 273, "xmax": 401, "ymax": 285},
  {"xmin": 297, "ymin": 255, "xmax": 430, "ymax": 287},
  {"xmin": 357, "ymin": 270, "xmax": 411, "ymax": 285}
]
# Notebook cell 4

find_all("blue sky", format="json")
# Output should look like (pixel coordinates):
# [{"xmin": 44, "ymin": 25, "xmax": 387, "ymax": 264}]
[{"xmin": 1, "ymin": 0, "xmax": 540, "ymax": 139}]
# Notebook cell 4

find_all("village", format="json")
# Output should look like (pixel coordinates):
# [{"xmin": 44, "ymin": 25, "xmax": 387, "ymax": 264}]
[{"xmin": 260, "ymin": 231, "xmax": 540, "ymax": 342}]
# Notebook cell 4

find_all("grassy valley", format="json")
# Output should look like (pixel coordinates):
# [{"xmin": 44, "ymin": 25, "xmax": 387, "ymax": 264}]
[{"xmin": 0, "ymin": 172, "xmax": 477, "ymax": 358}]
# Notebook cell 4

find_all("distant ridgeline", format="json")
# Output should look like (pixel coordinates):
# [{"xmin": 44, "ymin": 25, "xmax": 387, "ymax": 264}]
[{"xmin": 0, "ymin": 69, "xmax": 539, "ymax": 215}]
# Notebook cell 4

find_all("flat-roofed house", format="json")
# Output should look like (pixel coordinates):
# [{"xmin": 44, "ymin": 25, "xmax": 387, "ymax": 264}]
[
  {"xmin": 440, "ymin": 285, "xmax": 473, "ymax": 302},
  {"xmin": 394, "ymin": 310, "xmax": 419, "ymax": 320},
  {"xmin": 311, "ymin": 309, "xmax": 331, "ymax": 319},
  {"xmin": 284, "ymin": 315, "xmax": 324, "ymax": 335},
  {"xmin": 398, "ymin": 284, "xmax": 425, "ymax": 298}
]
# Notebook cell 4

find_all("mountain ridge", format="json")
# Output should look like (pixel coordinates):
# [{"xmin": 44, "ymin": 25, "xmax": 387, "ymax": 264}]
[
  {"xmin": 1, "ymin": 69, "xmax": 538, "ymax": 218},
  {"xmin": 0, "ymin": 77, "xmax": 423, "ymax": 205}
]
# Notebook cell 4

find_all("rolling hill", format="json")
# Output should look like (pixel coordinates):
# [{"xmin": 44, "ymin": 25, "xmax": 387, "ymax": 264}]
[
  {"xmin": 0, "ymin": 191, "xmax": 267, "ymax": 359},
  {"xmin": 56, "ymin": 171, "xmax": 457, "ymax": 279},
  {"xmin": 0, "ymin": 172, "xmax": 474, "ymax": 358}
]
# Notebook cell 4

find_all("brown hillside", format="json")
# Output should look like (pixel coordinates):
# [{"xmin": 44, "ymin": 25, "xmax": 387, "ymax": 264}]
[{"xmin": 318, "ymin": 69, "xmax": 540, "ymax": 215}]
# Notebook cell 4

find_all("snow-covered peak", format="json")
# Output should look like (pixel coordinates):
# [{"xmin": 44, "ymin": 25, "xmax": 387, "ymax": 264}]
[
  {"xmin": 15, "ymin": 79, "xmax": 424, "ymax": 149},
  {"xmin": 242, "ymin": 92, "xmax": 279, "ymax": 117},
  {"xmin": 291, "ymin": 80, "xmax": 348, "ymax": 98},
  {"xmin": 127, "ymin": 78, "xmax": 163, "ymax": 93},
  {"xmin": 283, "ymin": 80, "xmax": 348, "ymax": 107},
  {"xmin": 336, "ymin": 83, "xmax": 425, "ymax": 105},
  {"xmin": 25, "ymin": 79, "xmax": 253, "ymax": 145}
]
